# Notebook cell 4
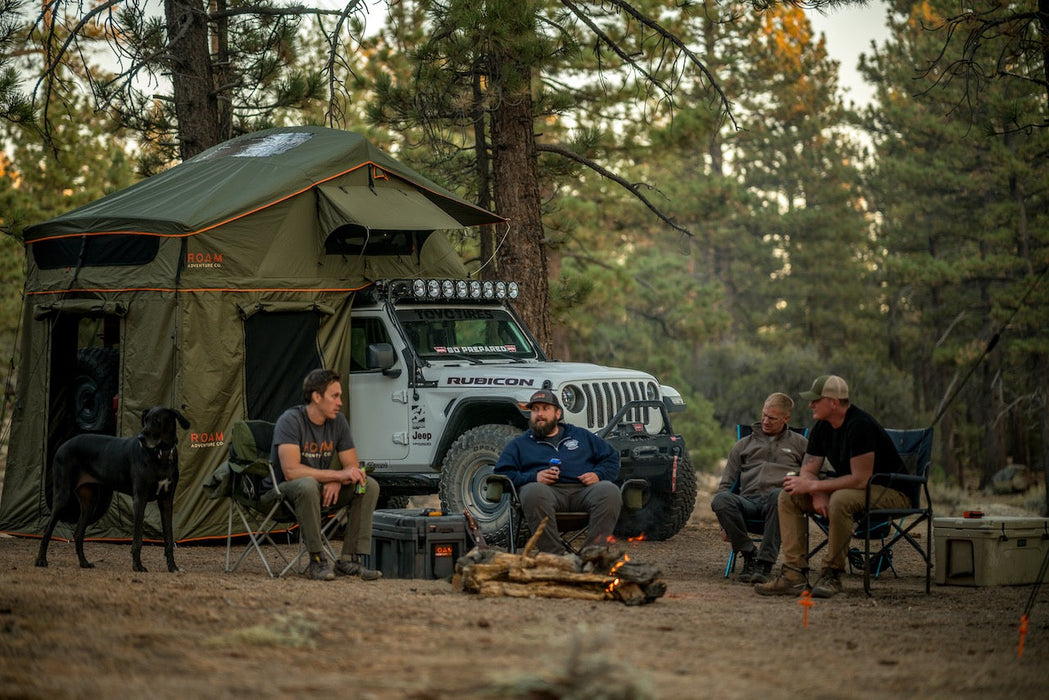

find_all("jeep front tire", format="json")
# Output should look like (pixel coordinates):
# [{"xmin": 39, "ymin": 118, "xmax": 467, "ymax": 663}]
[{"xmin": 438, "ymin": 424, "xmax": 522, "ymax": 546}]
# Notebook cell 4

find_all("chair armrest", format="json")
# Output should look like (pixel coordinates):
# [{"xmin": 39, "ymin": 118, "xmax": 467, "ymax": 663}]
[
  {"xmin": 869, "ymin": 472, "xmax": 926, "ymax": 485},
  {"xmin": 483, "ymin": 474, "xmax": 518, "ymax": 504},
  {"xmin": 620, "ymin": 479, "xmax": 650, "ymax": 511}
]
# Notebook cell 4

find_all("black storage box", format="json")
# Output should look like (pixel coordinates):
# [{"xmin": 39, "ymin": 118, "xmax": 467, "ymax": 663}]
[{"xmin": 369, "ymin": 508, "xmax": 472, "ymax": 579}]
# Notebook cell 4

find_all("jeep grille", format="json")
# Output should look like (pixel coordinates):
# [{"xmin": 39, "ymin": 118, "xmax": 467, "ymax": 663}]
[{"xmin": 580, "ymin": 381, "xmax": 653, "ymax": 430}]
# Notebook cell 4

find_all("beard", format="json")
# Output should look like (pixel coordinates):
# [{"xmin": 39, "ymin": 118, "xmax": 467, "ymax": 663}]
[{"xmin": 530, "ymin": 415, "xmax": 559, "ymax": 438}]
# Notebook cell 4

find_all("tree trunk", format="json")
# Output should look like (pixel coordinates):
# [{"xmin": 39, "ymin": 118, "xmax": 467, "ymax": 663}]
[
  {"xmin": 487, "ymin": 4, "xmax": 550, "ymax": 352},
  {"xmin": 166, "ymin": 0, "xmax": 222, "ymax": 160}
]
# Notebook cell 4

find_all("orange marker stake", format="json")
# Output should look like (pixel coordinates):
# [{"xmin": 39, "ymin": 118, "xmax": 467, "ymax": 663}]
[
  {"xmin": 1018, "ymin": 614, "xmax": 1029, "ymax": 659},
  {"xmin": 799, "ymin": 590, "xmax": 814, "ymax": 628}
]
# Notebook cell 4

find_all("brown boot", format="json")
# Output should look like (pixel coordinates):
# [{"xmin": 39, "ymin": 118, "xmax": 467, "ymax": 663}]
[{"xmin": 754, "ymin": 565, "xmax": 807, "ymax": 596}]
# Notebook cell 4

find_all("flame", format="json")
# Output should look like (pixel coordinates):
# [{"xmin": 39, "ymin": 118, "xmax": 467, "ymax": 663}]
[
  {"xmin": 628, "ymin": 534, "xmax": 646, "ymax": 543},
  {"xmin": 605, "ymin": 554, "xmax": 630, "ymax": 594}
]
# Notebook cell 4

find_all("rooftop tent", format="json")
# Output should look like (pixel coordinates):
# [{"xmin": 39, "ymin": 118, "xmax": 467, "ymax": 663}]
[{"xmin": 1, "ymin": 126, "xmax": 505, "ymax": 543}]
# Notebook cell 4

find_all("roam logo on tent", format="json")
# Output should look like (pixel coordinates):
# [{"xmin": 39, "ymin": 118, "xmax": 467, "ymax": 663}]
[{"xmin": 186, "ymin": 251, "xmax": 223, "ymax": 269}]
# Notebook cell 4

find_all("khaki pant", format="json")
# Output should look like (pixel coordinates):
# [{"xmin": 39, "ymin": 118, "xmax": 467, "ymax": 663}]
[
  {"xmin": 778, "ymin": 485, "xmax": 911, "ymax": 571},
  {"xmin": 276, "ymin": 475, "xmax": 380, "ymax": 556}
]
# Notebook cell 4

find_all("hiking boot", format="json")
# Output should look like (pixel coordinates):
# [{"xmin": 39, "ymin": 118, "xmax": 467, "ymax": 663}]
[
  {"xmin": 334, "ymin": 557, "xmax": 383, "ymax": 581},
  {"xmin": 811, "ymin": 567, "xmax": 844, "ymax": 599},
  {"xmin": 750, "ymin": 560, "xmax": 774, "ymax": 585},
  {"xmin": 754, "ymin": 566, "xmax": 807, "ymax": 596},
  {"xmin": 306, "ymin": 554, "xmax": 335, "ymax": 581},
  {"xmin": 738, "ymin": 551, "xmax": 759, "ymax": 583}
]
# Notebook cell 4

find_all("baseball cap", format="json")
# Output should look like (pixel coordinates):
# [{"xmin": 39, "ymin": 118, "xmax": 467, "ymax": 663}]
[
  {"xmin": 521, "ymin": 389, "xmax": 561, "ymax": 410},
  {"xmin": 800, "ymin": 375, "xmax": 849, "ymax": 401}
]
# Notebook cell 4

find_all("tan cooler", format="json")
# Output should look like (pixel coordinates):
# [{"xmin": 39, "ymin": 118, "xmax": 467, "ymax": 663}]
[{"xmin": 934, "ymin": 516, "xmax": 1049, "ymax": 586}]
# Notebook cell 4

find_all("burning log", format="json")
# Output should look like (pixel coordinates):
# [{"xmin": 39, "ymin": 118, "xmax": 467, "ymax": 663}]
[{"xmin": 453, "ymin": 517, "xmax": 665, "ymax": 605}]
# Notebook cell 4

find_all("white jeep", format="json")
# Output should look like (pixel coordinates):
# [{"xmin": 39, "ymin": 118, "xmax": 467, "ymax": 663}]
[{"xmin": 347, "ymin": 278, "xmax": 697, "ymax": 544}]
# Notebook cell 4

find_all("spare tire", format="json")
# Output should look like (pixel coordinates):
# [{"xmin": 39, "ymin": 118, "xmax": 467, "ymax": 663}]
[{"xmin": 74, "ymin": 347, "xmax": 119, "ymax": 434}]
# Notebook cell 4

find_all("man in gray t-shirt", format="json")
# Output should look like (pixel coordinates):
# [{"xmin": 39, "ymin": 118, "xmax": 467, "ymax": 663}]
[{"xmin": 271, "ymin": 368, "xmax": 381, "ymax": 581}]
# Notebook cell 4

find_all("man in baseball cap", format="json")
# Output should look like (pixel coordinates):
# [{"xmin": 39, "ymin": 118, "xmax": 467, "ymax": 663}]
[
  {"xmin": 799, "ymin": 375, "xmax": 849, "ymax": 402},
  {"xmin": 756, "ymin": 374, "xmax": 911, "ymax": 599},
  {"xmin": 496, "ymin": 387, "xmax": 621, "ymax": 553},
  {"xmin": 520, "ymin": 389, "xmax": 561, "ymax": 411}
]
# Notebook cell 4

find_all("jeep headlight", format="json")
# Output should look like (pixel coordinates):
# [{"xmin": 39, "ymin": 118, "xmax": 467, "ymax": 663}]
[
  {"xmin": 561, "ymin": 385, "xmax": 584, "ymax": 413},
  {"xmin": 646, "ymin": 382, "xmax": 658, "ymax": 401}
]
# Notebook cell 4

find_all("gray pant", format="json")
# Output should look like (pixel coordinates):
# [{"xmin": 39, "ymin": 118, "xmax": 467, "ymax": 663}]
[
  {"xmin": 519, "ymin": 481, "xmax": 622, "ymax": 554},
  {"xmin": 275, "ymin": 476, "xmax": 380, "ymax": 557},
  {"xmin": 711, "ymin": 488, "xmax": 781, "ymax": 563}
]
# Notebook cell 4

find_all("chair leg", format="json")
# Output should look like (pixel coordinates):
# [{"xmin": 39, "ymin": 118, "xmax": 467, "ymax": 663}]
[{"xmin": 724, "ymin": 549, "xmax": 736, "ymax": 578}]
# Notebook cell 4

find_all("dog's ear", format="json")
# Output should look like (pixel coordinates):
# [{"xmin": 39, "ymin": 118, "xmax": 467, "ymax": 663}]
[{"xmin": 174, "ymin": 410, "xmax": 190, "ymax": 429}]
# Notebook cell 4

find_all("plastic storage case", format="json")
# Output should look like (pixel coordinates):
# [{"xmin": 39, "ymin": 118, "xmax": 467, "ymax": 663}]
[
  {"xmin": 934, "ymin": 516, "xmax": 1049, "ymax": 586},
  {"xmin": 369, "ymin": 508, "xmax": 472, "ymax": 579}
]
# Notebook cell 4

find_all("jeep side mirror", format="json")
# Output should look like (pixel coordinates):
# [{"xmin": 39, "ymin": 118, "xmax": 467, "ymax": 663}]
[{"xmin": 366, "ymin": 343, "xmax": 400, "ymax": 377}]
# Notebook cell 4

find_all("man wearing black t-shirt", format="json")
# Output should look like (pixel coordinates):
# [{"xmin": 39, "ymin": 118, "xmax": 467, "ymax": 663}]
[{"xmin": 755, "ymin": 375, "xmax": 910, "ymax": 598}]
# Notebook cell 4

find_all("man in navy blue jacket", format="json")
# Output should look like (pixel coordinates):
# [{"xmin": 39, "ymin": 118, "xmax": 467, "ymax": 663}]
[{"xmin": 495, "ymin": 389, "xmax": 622, "ymax": 554}]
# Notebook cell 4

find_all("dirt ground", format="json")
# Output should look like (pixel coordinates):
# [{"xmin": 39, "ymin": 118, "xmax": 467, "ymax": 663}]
[{"xmin": 1, "ymin": 481, "xmax": 1048, "ymax": 700}]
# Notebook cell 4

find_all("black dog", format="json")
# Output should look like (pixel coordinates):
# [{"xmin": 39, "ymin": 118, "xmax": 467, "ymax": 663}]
[{"xmin": 35, "ymin": 407, "xmax": 190, "ymax": 572}]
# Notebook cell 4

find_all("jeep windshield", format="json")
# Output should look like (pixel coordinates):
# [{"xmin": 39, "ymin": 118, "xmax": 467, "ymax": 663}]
[{"xmin": 396, "ymin": 307, "xmax": 538, "ymax": 360}]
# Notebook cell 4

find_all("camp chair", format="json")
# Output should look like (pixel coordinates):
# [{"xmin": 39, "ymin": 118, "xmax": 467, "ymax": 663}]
[
  {"xmin": 483, "ymin": 475, "xmax": 646, "ymax": 554},
  {"xmin": 722, "ymin": 424, "xmax": 809, "ymax": 577},
  {"xmin": 806, "ymin": 427, "xmax": 935, "ymax": 595},
  {"xmin": 222, "ymin": 419, "xmax": 347, "ymax": 577}
]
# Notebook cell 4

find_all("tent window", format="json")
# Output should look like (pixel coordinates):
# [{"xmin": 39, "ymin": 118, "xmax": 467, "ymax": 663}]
[
  {"xmin": 325, "ymin": 226, "xmax": 430, "ymax": 256},
  {"xmin": 32, "ymin": 235, "xmax": 160, "ymax": 269},
  {"xmin": 244, "ymin": 311, "xmax": 323, "ymax": 423}
]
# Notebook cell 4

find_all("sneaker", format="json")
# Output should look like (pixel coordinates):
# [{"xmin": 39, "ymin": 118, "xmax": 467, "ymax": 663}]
[
  {"xmin": 738, "ymin": 551, "xmax": 759, "ymax": 583},
  {"xmin": 754, "ymin": 566, "xmax": 807, "ymax": 596},
  {"xmin": 306, "ymin": 554, "xmax": 335, "ymax": 581},
  {"xmin": 811, "ymin": 567, "xmax": 844, "ymax": 598},
  {"xmin": 750, "ymin": 560, "xmax": 774, "ymax": 585},
  {"xmin": 334, "ymin": 558, "xmax": 383, "ymax": 581}
]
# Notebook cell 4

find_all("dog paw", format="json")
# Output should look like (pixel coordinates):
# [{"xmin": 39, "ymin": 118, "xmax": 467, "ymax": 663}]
[
  {"xmin": 79, "ymin": 562, "xmax": 95, "ymax": 569},
  {"xmin": 34, "ymin": 559, "xmax": 48, "ymax": 568},
  {"xmin": 133, "ymin": 564, "xmax": 148, "ymax": 573}
]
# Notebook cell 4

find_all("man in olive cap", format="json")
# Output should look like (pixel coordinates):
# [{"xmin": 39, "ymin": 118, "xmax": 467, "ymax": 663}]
[
  {"xmin": 494, "ymin": 389, "xmax": 621, "ymax": 553},
  {"xmin": 756, "ymin": 375, "xmax": 911, "ymax": 598}
]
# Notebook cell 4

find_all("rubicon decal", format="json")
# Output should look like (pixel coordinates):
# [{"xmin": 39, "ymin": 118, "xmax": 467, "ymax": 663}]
[{"xmin": 445, "ymin": 377, "xmax": 535, "ymax": 386}]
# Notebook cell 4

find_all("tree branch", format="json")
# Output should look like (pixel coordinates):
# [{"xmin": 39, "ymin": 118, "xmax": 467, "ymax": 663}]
[{"xmin": 537, "ymin": 141, "xmax": 693, "ymax": 238}]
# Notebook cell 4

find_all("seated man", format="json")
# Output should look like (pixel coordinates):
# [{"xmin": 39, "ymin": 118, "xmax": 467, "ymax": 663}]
[
  {"xmin": 712, "ymin": 392, "xmax": 807, "ymax": 584},
  {"xmin": 756, "ymin": 375, "xmax": 912, "ymax": 598},
  {"xmin": 271, "ymin": 368, "xmax": 382, "ymax": 581},
  {"xmin": 494, "ymin": 389, "xmax": 622, "ymax": 554}
]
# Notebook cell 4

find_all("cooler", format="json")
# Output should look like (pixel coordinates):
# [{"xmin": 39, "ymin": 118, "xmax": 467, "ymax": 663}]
[
  {"xmin": 934, "ymin": 516, "xmax": 1049, "ymax": 586},
  {"xmin": 369, "ymin": 508, "xmax": 473, "ymax": 579}
]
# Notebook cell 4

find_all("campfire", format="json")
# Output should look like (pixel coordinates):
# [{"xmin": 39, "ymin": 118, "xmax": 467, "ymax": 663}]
[{"xmin": 453, "ymin": 518, "xmax": 666, "ymax": 605}]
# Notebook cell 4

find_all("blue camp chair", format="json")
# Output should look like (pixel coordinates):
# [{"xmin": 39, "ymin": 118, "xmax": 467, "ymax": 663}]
[
  {"xmin": 722, "ymin": 424, "xmax": 808, "ymax": 577},
  {"xmin": 806, "ymin": 427, "xmax": 935, "ymax": 595}
]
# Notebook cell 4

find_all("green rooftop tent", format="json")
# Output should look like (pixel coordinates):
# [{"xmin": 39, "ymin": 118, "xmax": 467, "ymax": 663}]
[{"xmin": 0, "ymin": 126, "xmax": 505, "ymax": 542}]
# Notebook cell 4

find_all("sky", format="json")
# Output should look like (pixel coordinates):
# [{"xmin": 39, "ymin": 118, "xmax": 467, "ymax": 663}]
[{"xmin": 806, "ymin": 2, "xmax": 894, "ymax": 106}]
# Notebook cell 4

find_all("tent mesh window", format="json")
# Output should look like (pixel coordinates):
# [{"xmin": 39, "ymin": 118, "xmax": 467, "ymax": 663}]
[{"xmin": 32, "ymin": 235, "xmax": 160, "ymax": 269}]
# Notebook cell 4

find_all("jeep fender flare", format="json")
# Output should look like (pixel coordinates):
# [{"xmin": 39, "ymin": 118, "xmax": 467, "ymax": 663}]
[{"xmin": 431, "ymin": 396, "xmax": 528, "ymax": 470}]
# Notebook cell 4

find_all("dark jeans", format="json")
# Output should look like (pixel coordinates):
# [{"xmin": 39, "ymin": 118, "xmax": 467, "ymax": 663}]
[
  {"xmin": 711, "ymin": 488, "xmax": 781, "ymax": 563},
  {"xmin": 519, "ymin": 481, "xmax": 622, "ymax": 554}
]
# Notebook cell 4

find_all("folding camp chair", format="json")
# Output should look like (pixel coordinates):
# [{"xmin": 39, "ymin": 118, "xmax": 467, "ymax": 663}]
[
  {"xmin": 722, "ymin": 424, "xmax": 809, "ymax": 577},
  {"xmin": 483, "ymin": 475, "xmax": 647, "ymax": 554},
  {"xmin": 806, "ymin": 427, "xmax": 935, "ymax": 595},
  {"xmin": 222, "ymin": 419, "xmax": 347, "ymax": 577}
]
